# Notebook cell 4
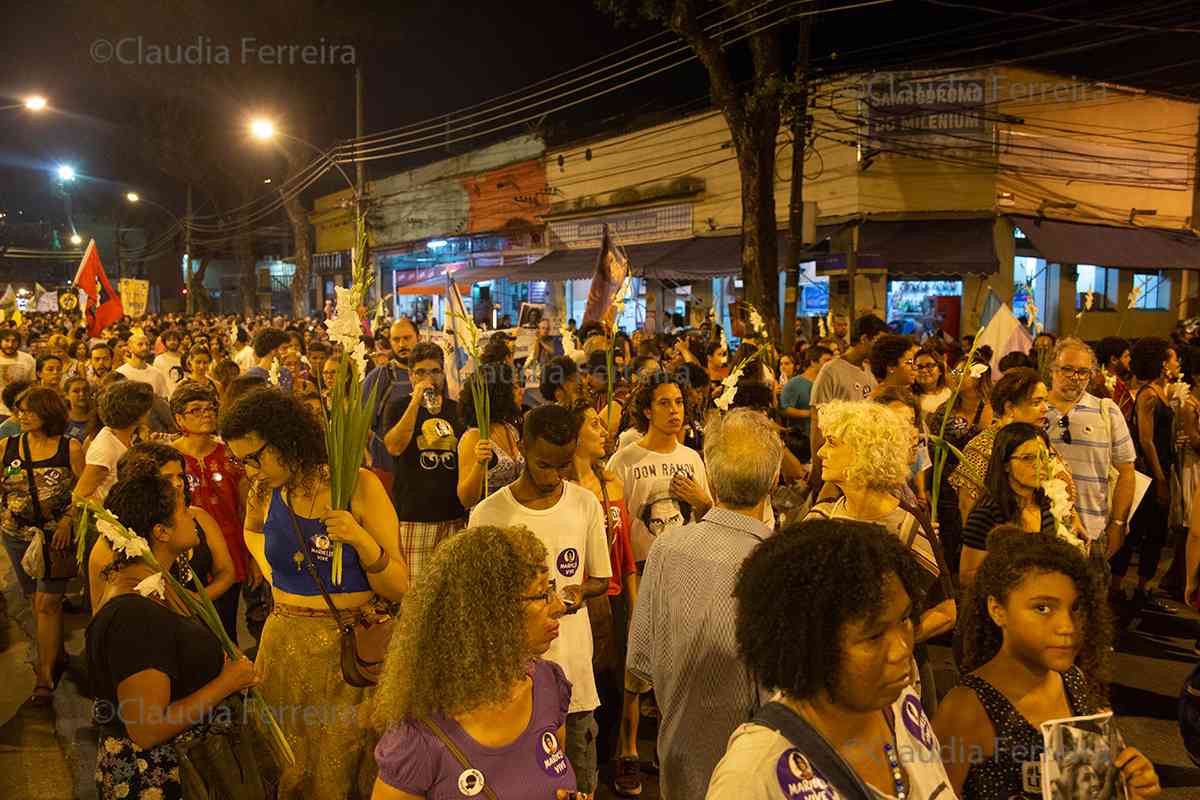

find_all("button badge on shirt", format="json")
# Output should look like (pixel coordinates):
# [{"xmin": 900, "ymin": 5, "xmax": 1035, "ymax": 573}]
[
  {"xmin": 539, "ymin": 728, "xmax": 568, "ymax": 777},
  {"xmin": 457, "ymin": 767, "xmax": 486, "ymax": 797},
  {"xmin": 776, "ymin": 749, "xmax": 834, "ymax": 799}
]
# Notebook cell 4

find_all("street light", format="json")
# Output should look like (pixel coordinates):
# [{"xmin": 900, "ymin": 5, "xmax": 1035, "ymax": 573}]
[
  {"xmin": 69, "ymin": 233, "xmax": 82, "ymax": 246},
  {"xmin": 1, "ymin": 95, "xmax": 49, "ymax": 112},
  {"xmin": 249, "ymin": 117, "xmax": 276, "ymax": 141},
  {"xmin": 247, "ymin": 116, "xmax": 355, "ymax": 195},
  {"xmin": 57, "ymin": 164, "xmax": 75, "ymax": 182},
  {"xmin": 125, "ymin": 192, "xmax": 140, "ymax": 203}
]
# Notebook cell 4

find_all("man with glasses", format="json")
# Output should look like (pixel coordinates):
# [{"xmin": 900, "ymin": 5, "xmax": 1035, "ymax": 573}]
[
  {"xmin": 382, "ymin": 341, "xmax": 466, "ymax": 581},
  {"xmin": 170, "ymin": 382, "xmax": 249, "ymax": 639},
  {"xmin": 1045, "ymin": 337, "xmax": 1136, "ymax": 577}
]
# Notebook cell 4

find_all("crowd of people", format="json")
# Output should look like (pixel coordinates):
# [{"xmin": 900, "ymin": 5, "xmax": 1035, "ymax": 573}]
[{"xmin": 0, "ymin": 305, "xmax": 1185, "ymax": 800}]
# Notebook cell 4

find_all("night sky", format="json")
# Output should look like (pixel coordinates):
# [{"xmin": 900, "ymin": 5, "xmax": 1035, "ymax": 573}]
[{"xmin": 0, "ymin": 0, "xmax": 1196, "ymax": 243}]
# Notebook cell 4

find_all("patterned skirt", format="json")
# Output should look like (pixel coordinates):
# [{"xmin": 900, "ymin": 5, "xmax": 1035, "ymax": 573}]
[
  {"xmin": 256, "ymin": 602, "xmax": 379, "ymax": 800},
  {"xmin": 95, "ymin": 722, "xmax": 205, "ymax": 800}
]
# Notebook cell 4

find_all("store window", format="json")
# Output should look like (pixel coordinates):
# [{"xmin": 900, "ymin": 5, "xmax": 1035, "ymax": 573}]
[
  {"xmin": 1013, "ymin": 256, "xmax": 1060, "ymax": 332},
  {"xmin": 1132, "ymin": 270, "xmax": 1171, "ymax": 310},
  {"xmin": 887, "ymin": 280, "xmax": 962, "ymax": 336},
  {"xmin": 1075, "ymin": 265, "xmax": 1118, "ymax": 310}
]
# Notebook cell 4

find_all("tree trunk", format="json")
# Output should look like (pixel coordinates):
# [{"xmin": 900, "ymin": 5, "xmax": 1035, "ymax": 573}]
[
  {"xmin": 284, "ymin": 192, "xmax": 312, "ymax": 319},
  {"xmin": 192, "ymin": 257, "xmax": 211, "ymax": 312},
  {"xmin": 732, "ymin": 112, "xmax": 781, "ymax": 345},
  {"xmin": 783, "ymin": 12, "xmax": 814, "ymax": 353},
  {"xmin": 235, "ymin": 199, "xmax": 257, "ymax": 318}
]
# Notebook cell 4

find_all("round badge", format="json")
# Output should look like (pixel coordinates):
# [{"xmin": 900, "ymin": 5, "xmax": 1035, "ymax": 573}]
[
  {"xmin": 556, "ymin": 548, "xmax": 580, "ymax": 578},
  {"xmin": 212, "ymin": 471, "xmax": 224, "ymax": 482},
  {"xmin": 457, "ymin": 768, "xmax": 485, "ymax": 796},
  {"xmin": 538, "ymin": 727, "xmax": 569, "ymax": 777},
  {"xmin": 776, "ymin": 749, "xmax": 834, "ymax": 799},
  {"xmin": 901, "ymin": 694, "xmax": 934, "ymax": 750}
]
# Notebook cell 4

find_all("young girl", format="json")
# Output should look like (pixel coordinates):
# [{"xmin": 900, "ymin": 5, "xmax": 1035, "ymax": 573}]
[{"xmin": 934, "ymin": 528, "xmax": 1161, "ymax": 800}]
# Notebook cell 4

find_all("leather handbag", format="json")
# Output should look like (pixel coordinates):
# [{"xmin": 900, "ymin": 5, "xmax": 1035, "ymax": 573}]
[
  {"xmin": 22, "ymin": 435, "xmax": 77, "ymax": 581},
  {"xmin": 174, "ymin": 694, "xmax": 277, "ymax": 800},
  {"xmin": 285, "ymin": 500, "xmax": 393, "ymax": 687}
]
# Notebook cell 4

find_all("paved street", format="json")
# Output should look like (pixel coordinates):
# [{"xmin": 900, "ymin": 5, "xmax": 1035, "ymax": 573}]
[{"xmin": 2, "ymin": 553, "xmax": 1199, "ymax": 799}]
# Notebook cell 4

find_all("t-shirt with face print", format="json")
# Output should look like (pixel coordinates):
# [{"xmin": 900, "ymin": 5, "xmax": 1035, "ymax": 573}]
[{"xmin": 383, "ymin": 396, "xmax": 465, "ymax": 522}]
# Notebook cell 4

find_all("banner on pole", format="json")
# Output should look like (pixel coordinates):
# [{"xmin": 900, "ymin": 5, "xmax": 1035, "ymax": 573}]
[{"xmin": 119, "ymin": 278, "xmax": 150, "ymax": 318}]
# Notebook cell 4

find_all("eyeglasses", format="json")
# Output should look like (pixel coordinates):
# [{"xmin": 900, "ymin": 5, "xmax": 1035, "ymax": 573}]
[
  {"xmin": 411, "ymin": 367, "xmax": 443, "ymax": 378},
  {"xmin": 900, "ymin": 359, "xmax": 916, "ymax": 368},
  {"xmin": 1056, "ymin": 366, "xmax": 1092, "ymax": 380},
  {"xmin": 915, "ymin": 363, "xmax": 938, "ymax": 372},
  {"xmin": 521, "ymin": 579, "xmax": 558, "ymax": 605},
  {"xmin": 229, "ymin": 441, "xmax": 270, "ymax": 469},
  {"xmin": 183, "ymin": 404, "xmax": 217, "ymax": 417},
  {"xmin": 1009, "ymin": 453, "xmax": 1042, "ymax": 464},
  {"xmin": 1057, "ymin": 414, "xmax": 1072, "ymax": 445}
]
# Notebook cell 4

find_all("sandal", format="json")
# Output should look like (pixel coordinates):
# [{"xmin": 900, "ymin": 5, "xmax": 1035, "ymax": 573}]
[{"xmin": 27, "ymin": 685, "xmax": 54, "ymax": 709}]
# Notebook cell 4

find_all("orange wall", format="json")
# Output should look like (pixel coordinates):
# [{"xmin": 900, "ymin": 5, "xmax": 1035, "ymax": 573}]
[{"xmin": 464, "ymin": 159, "xmax": 548, "ymax": 234}]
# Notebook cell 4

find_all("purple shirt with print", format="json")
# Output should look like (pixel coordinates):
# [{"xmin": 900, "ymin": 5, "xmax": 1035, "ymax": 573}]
[{"xmin": 375, "ymin": 659, "xmax": 576, "ymax": 798}]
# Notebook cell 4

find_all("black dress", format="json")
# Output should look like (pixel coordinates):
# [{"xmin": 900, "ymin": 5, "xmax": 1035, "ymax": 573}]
[{"xmin": 1112, "ymin": 386, "xmax": 1174, "ymax": 581}]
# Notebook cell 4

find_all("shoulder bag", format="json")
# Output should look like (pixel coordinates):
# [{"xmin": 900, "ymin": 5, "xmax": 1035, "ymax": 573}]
[
  {"xmin": 422, "ymin": 716, "xmax": 502, "ymax": 800},
  {"xmin": 751, "ymin": 701, "xmax": 876, "ymax": 800},
  {"xmin": 284, "ymin": 500, "xmax": 393, "ymax": 688},
  {"xmin": 24, "ymin": 435, "xmax": 77, "ymax": 581},
  {"xmin": 174, "ymin": 693, "xmax": 277, "ymax": 800}
]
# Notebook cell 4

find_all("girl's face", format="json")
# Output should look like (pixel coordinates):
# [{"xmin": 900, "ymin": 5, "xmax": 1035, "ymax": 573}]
[
  {"xmin": 576, "ymin": 408, "xmax": 607, "ymax": 460},
  {"xmin": 779, "ymin": 355, "xmax": 795, "ymax": 378},
  {"xmin": 1007, "ymin": 438, "xmax": 1047, "ymax": 491},
  {"xmin": 914, "ymin": 354, "xmax": 940, "ymax": 389},
  {"xmin": 67, "ymin": 381, "xmax": 88, "ymax": 408},
  {"xmin": 190, "ymin": 353, "xmax": 211, "ymax": 377},
  {"xmin": 1008, "ymin": 382, "xmax": 1049, "ymax": 428},
  {"xmin": 710, "ymin": 346, "xmax": 727, "ymax": 369},
  {"xmin": 987, "ymin": 569, "xmax": 1081, "ymax": 673}
]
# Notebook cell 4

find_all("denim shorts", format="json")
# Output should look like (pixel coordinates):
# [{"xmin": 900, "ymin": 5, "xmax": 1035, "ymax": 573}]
[{"xmin": 2, "ymin": 533, "xmax": 70, "ymax": 596}]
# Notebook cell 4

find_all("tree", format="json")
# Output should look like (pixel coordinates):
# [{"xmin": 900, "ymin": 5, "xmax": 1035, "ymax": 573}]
[{"xmin": 599, "ymin": 0, "xmax": 792, "ymax": 343}]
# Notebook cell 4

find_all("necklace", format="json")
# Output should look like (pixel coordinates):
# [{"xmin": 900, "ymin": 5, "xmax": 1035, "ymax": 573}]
[{"xmin": 882, "ymin": 742, "xmax": 907, "ymax": 799}]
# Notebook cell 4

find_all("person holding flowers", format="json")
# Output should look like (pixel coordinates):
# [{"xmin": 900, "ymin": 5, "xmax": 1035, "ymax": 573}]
[
  {"xmin": 221, "ymin": 386, "xmax": 409, "ymax": 800},
  {"xmin": 87, "ymin": 472, "xmax": 258, "ymax": 800},
  {"xmin": 457, "ymin": 361, "xmax": 525, "ymax": 509}
]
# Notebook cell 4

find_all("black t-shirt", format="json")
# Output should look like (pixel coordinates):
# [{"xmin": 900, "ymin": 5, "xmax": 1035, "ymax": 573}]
[
  {"xmin": 962, "ymin": 493, "xmax": 1056, "ymax": 551},
  {"xmin": 86, "ymin": 593, "xmax": 225, "ymax": 734},
  {"xmin": 383, "ymin": 396, "xmax": 466, "ymax": 522}
]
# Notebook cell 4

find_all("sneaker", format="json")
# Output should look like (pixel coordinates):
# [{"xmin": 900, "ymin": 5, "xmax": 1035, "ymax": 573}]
[{"xmin": 612, "ymin": 756, "xmax": 643, "ymax": 797}]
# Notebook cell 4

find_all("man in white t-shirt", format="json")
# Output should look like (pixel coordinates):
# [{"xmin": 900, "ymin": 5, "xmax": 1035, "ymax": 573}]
[
  {"xmin": 116, "ymin": 331, "xmax": 169, "ymax": 398},
  {"xmin": 606, "ymin": 374, "xmax": 711, "ymax": 563},
  {"xmin": 153, "ymin": 328, "xmax": 183, "ymax": 397},
  {"xmin": 468, "ymin": 404, "xmax": 612, "ymax": 796},
  {"xmin": 0, "ymin": 329, "xmax": 36, "ymax": 414}
]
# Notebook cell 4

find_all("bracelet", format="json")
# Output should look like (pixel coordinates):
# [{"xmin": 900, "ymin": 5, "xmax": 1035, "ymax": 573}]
[
  {"xmin": 363, "ymin": 547, "xmax": 390, "ymax": 574},
  {"xmin": 1108, "ymin": 519, "xmax": 1127, "ymax": 528}
]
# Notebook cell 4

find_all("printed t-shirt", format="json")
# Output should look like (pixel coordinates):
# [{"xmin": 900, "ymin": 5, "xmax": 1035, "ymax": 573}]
[
  {"xmin": 85, "ymin": 427, "xmax": 129, "ymax": 503},
  {"xmin": 810, "ymin": 357, "xmax": 876, "ymax": 407},
  {"xmin": 469, "ymin": 482, "xmax": 612, "ymax": 713},
  {"xmin": 383, "ymin": 397, "xmax": 465, "ymax": 523},
  {"xmin": 375, "ymin": 659, "xmax": 576, "ymax": 798},
  {"xmin": 606, "ymin": 441, "xmax": 709, "ymax": 562},
  {"xmin": 705, "ymin": 685, "xmax": 953, "ymax": 800}
]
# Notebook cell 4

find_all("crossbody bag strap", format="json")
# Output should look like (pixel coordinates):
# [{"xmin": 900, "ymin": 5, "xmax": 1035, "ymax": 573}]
[
  {"xmin": 21, "ymin": 434, "xmax": 46, "ymax": 525},
  {"xmin": 593, "ymin": 464, "xmax": 614, "ymax": 546},
  {"xmin": 897, "ymin": 497, "xmax": 956, "ymax": 603},
  {"xmin": 751, "ymin": 702, "xmax": 875, "ymax": 800},
  {"xmin": 420, "ymin": 717, "xmax": 501, "ymax": 800},
  {"xmin": 282, "ymin": 491, "xmax": 349, "ymax": 630}
]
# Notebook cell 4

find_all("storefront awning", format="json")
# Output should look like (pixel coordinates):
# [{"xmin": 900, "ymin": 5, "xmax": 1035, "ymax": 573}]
[
  {"xmin": 815, "ymin": 218, "xmax": 998, "ymax": 277},
  {"xmin": 1008, "ymin": 215, "xmax": 1200, "ymax": 270},
  {"xmin": 523, "ymin": 239, "xmax": 691, "ymax": 281},
  {"xmin": 392, "ymin": 264, "xmax": 512, "ymax": 296}
]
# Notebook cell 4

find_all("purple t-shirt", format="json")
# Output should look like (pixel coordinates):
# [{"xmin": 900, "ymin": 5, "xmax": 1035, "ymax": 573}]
[{"xmin": 375, "ymin": 659, "xmax": 576, "ymax": 798}]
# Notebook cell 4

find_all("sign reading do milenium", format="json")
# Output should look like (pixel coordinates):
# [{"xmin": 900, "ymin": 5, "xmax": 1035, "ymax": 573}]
[{"xmin": 863, "ymin": 74, "xmax": 987, "ymax": 137}]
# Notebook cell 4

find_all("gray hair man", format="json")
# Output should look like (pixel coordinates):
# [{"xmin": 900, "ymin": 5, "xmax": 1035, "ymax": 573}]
[
  {"xmin": 1045, "ymin": 337, "xmax": 1135, "ymax": 578},
  {"xmin": 626, "ymin": 408, "xmax": 781, "ymax": 799}
]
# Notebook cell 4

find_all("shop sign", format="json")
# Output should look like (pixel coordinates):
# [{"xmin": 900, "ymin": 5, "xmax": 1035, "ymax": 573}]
[
  {"xmin": 548, "ymin": 204, "xmax": 692, "ymax": 249},
  {"xmin": 864, "ymin": 74, "xmax": 986, "ymax": 137}
]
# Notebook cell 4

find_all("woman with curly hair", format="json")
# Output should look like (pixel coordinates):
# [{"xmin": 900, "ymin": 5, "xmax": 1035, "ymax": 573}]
[
  {"xmin": 806, "ymin": 400, "xmax": 956, "ymax": 711},
  {"xmin": 708, "ymin": 518, "xmax": 954, "ymax": 800},
  {"xmin": 934, "ymin": 528, "xmax": 1160, "ymax": 800},
  {"xmin": 370, "ymin": 525, "xmax": 574, "ymax": 800},
  {"xmin": 220, "ymin": 386, "xmax": 408, "ymax": 800},
  {"xmin": 88, "ymin": 472, "xmax": 258, "ymax": 800},
  {"xmin": 456, "ymin": 362, "xmax": 525, "ymax": 509}
]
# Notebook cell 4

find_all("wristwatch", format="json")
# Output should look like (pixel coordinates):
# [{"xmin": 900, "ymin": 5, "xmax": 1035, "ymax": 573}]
[{"xmin": 1107, "ymin": 519, "xmax": 1127, "ymax": 528}]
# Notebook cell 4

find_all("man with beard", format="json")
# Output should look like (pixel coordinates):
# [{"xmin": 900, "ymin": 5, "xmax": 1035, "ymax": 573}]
[
  {"xmin": 364, "ymin": 317, "xmax": 419, "ymax": 478},
  {"xmin": 0, "ymin": 329, "xmax": 35, "ymax": 414},
  {"xmin": 1044, "ymin": 337, "xmax": 1135, "ymax": 580},
  {"xmin": 468, "ymin": 404, "xmax": 612, "ymax": 796},
  {"xmin": 116, "ymin": 331, "xmax": 169, "ymax": 399},
  {"xmin": 86, "ymin": 342, "xmax": 113, "ymax": 388}
]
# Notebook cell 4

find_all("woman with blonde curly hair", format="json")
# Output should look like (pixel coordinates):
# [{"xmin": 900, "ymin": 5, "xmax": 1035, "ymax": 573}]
[
  {"xmin": 371, "ymin": 525, "xmax": 576, "ymax": 800},
  {"xmin": 806, "ymin": 400, "xmax": 956, "ymax": 709}
]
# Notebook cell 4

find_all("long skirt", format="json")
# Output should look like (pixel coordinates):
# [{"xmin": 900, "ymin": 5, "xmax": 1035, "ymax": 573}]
[{"xmin": 256, "ymin": 602, "xmax": 378, "ymax": 800}]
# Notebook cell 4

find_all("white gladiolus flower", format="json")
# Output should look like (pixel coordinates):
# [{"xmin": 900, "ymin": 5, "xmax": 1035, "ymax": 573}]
[
  {"xmin": 714, "ymin": 363, "xmax": 746, "ymax": 412},
  {"xmin": 229, "ymin": 320, "xmax": 239, "ymax": 345},
  {"xmin": 326, "ymin": 286, "xmax": 365, "ymax": 349},
  {"xmin": 350, "ymin": 341, "xmax": 369, "ymax": 378},
  {"xmin": 817, "ymin": 317, "xmax": 828, "ymax": 338},
  {"xmin": 134, "ymin": 572, "xmax": 166, "ymax": 600},
  {"xmin": 1103, "ymin": 370, "xmax": 1118, "ymax": 392},
  {"xmin": 268, "ymin": 357, "xmax": 281, "ymax": 387},
  {"xmin": 99, "ymin": 519, "xmax": 151, "ymax": 559},
  {"xmin": 969, "ymin": 363, "xmax": 989, "ymax": 378}
]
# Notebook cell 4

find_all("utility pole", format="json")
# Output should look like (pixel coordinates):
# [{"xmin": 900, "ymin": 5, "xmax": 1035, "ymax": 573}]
[
  {"xmin": 185, "ymin": 183, "xmax": 193, "ymax": 314},
  {"xmin": 782, "ymin": 8, "xmax": 814, "ymax": 352}
]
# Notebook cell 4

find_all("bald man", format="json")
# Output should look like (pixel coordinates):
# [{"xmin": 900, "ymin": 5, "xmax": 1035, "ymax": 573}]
[{"xmin": 116, "ymin": 331, "xmax": 169, "ymax": 398}]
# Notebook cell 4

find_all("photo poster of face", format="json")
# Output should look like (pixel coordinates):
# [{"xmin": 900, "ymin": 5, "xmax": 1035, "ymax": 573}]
[{"xmin": 1040, "ymin": 711, "xmax": 1127, "ymax": 800}]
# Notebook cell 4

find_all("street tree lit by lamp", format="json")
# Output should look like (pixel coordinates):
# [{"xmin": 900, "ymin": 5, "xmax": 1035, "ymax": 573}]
[
  {"xmin": 249, "ymin": 118, "xmax": 276, "ymax": 141},
  {"xmin": 69, "ymin": 233, "xmax": 82, "ymax": 246},
  {"xmin": 57, "ymin": 164, "xmax": 75, "ymax": 181},
  {"xmin": 23, "ymin": 96, "xmax": 47, "ymax": 112},
  {"xmin": 125, "ymin": 192, "xmax": 140, "ymax": 203}
]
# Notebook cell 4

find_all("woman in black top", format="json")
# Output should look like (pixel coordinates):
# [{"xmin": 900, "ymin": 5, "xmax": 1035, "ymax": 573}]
[
  {"xmin": 0, "ymin": 387, "xmax": 83, "ymax": 707},
  {"xmin": 88, "ymin": 473, "xmax": 257, "ymax": 800},
  {"xmin": 959, "ymin": 423, "xmax": 1058, "ymax": 588},
  {"xmin": 1112, "ymin": 337, "xmax": 1178, "ymax": 610},
  {"xmin": 935, "ymin": 529, "xmax": 1159, "ymax": 800}
]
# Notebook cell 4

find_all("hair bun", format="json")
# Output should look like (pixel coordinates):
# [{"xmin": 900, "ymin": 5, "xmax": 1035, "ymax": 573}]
[{"xmin": 973, "ymin": 345, "xmax": 994, "ymax": 363}]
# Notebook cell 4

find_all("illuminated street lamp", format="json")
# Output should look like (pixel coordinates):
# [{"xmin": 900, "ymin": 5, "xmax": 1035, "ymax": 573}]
[
  {"xmin": 125, "ymin": 192, "xmax": 140, "ymax": 203},
  {"xmin": 69, "ymin": 233, "xmax": 82, "ymax": 246},
  {"xmin": 23, "ymin": 95, "xmax": 47, "ymax": 111},
  {"xmin": 57, "ymin": 164, "xmax": 76, "ymax": 182},
  {"xmin": 249, "ymin": 117, "xmax": 276, "ymax": 141}
]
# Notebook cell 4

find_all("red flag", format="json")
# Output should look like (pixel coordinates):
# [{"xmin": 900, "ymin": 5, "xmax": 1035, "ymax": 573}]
[
  {"xmin": 73, "ymin": 240, "xmax": 124, "ymax": 336},
  {"xmin": 582, "ymin": 225, "xmax": 629, "ymax": 326}
]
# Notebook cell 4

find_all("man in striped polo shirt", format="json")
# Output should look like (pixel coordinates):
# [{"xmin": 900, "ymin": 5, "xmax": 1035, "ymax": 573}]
[{"xmin": 1044, "ymin": 338, "xmax": 1136, "ymax": 585}]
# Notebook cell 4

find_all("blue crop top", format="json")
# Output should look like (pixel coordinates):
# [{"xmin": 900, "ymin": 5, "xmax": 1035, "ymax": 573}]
[{"xmin": 264, "ymin": 488, "xmax": 373, "ymax": 596}]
